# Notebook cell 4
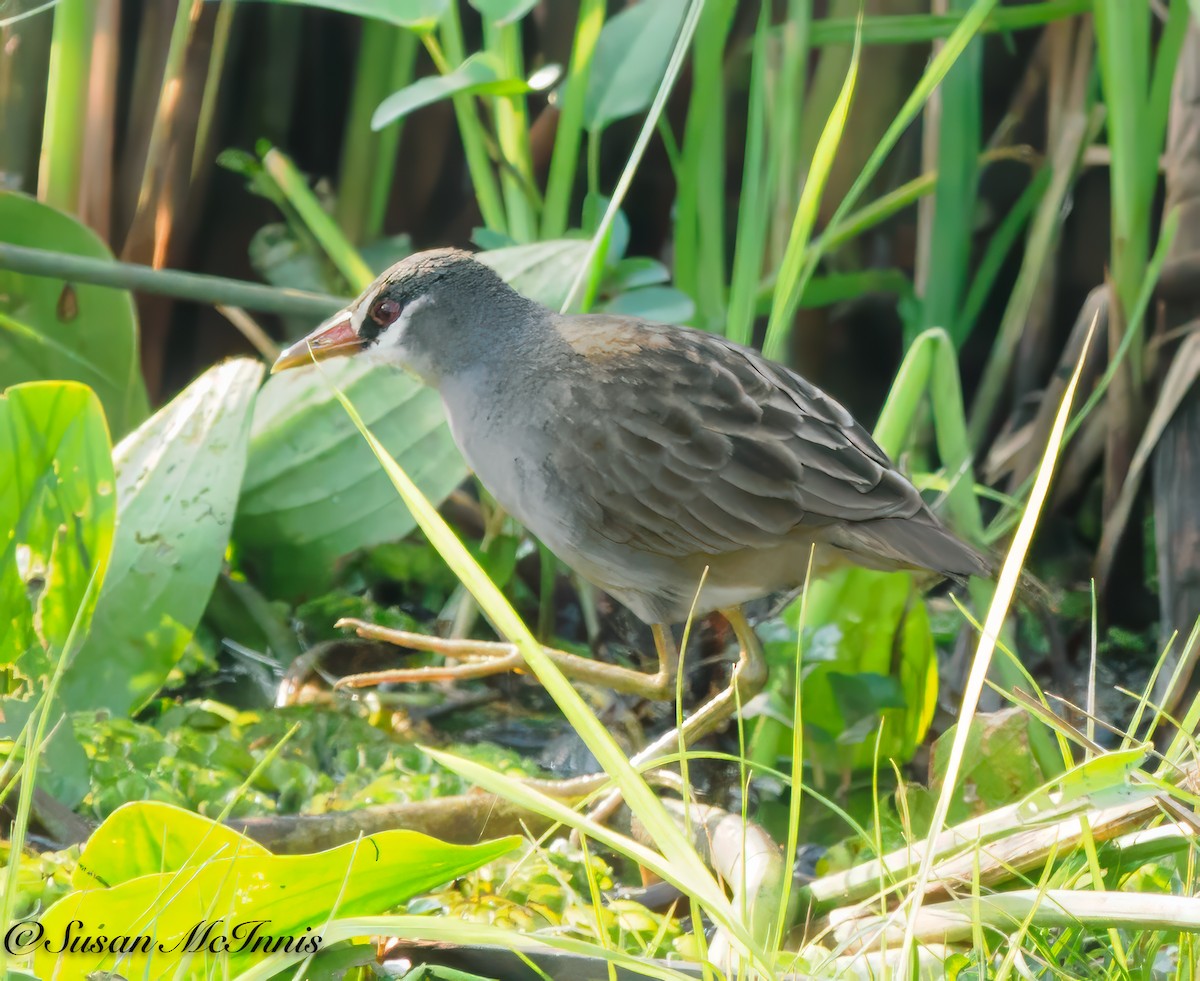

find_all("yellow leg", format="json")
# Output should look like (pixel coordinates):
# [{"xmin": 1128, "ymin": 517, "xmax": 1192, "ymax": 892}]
[
  {"xmin": 334, "ymin": 617, "xmax": 679, "ymax": 698},
  {"xmin": 580, "ymin": 607, "xmax": 767, "ymax": 821},
  {"xmin": 624, "ymin": 609, "xmax": 765, "ymax": 762},
  {"xmin": 335, "ymin": 610, "xmax": 767, "ymax": 824}
]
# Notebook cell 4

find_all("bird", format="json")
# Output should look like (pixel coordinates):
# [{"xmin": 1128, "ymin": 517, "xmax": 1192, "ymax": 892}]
[{"xmin": 272, "ymin": 248, "xmax": 991, "ymax": 760}]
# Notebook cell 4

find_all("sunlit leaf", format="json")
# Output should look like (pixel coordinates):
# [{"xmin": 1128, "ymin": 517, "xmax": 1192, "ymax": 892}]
[
  {"xmin": 791, "ymin": 567, "xmax": 937, "ymax": 770},
  {"xmin": 61, "ymin": 359, "xmax": 264, "ymax": 715},
  {"xmin": 0, "ymin": 382, "xmax": 115, "ymax": 680},
  {"xmin": 0, "ymin": 192, "xmax": 147, "ymax": 436},
  {"xmin": 35, "ymin": 802, "xmax": 520, "ymax": 980},
  {"xmin": 72, "ymin": 800, "xmax": 271, "ymax": 891}
]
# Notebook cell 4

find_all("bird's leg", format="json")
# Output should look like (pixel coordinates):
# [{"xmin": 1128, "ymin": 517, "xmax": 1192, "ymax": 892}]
[
  {"xmin": 577, "ymin": 607, "xmax": 768, "ymax": 821},
  {"xmin": 641, "ymin": 608, "xmax": 766, "ymax": 752},
  {"xmin": 515, "ymin": 607, "xmax": 768, "ymax": 820},
  {"xmin": 337, "ymin": 610, "xmax": 767, "ymax": 822},
  {"xmin": 333, "ymin": 617, "xmax": 678, "ymax": 699}
]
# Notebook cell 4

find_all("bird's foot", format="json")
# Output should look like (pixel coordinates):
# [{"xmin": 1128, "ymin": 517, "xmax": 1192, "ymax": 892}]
[{"xmin": 332, "ymin": 617, "xmax": 679, "ymax": 699}]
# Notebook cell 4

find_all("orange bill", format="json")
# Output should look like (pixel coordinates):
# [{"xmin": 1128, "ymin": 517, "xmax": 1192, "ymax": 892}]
[{"xmin": 271, "ymin": 311, "xmax": 362, "ymax": 373}]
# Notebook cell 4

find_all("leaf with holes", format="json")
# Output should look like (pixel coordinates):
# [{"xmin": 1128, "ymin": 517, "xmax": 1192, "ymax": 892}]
[{"xmin": 60, "ymin": 359, "xmax": 264, "ymax": 715}]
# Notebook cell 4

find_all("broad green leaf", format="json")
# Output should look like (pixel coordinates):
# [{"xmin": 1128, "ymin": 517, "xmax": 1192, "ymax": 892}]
[
  {"xmin": 599, "ymin": 285, "xmax": 695, "ymax": 325},
  {"xmin": 0, "ymin": 192, "xmax": 147, "ymax": 436},
  {"xmin": 60, "ymin": 359, "xmax": 264, "ymax": 715},
  {"xmin": 930, "ymin": 708, "xmax": 1047, "ymax": 819},
  {"xmin": 235, "ymin": 358, "xmax": 463, "ymax": 597},
  {"xmin": 373, "ymin": 53, "xmax": 534, "ymax": 130},
  {"xmin": 245, "ymin": 0, "xmax": 449, "ymax": 30},
  {"xmin": 72, "ymin": 800, "xmax": 270, "ymax": 891},
  {"xmin": 235, "ymin": 240, "xmax": 590, "ymax": 598},
  {"xmin": 468, "ymin": 0, "xmax": 537, "ymax": 25},
  {"xmin": 0, "ymin": 382, "xmax": 115, "ymax": 680},
  {"xmin": 35, "ymin": 803, "xmax": 520, "ymax": 980},
  {"xmin": 583, "ymin": 0, "xmax": 687, "ymax": 133},
  {"xmin": 475, "ymin": 238, "xmax": 591, "ymax": 311},
  {"xmin": 791, "ymin": 567, "xmax": 937, "ymax": 770},
  {"xmin": 606, "ymin": 256, "xmax": 671, "ymax": 292}
]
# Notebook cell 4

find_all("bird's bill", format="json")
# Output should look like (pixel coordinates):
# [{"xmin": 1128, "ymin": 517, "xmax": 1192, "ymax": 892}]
[{"xmin": 271, "ymin": 311, "xmax": 362, "ymax": 373}]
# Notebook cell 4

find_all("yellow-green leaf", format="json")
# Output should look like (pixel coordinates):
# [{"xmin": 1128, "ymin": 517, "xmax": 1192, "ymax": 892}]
[{"xmin": 35, "ymin": 807, "xmax": 520, "ymax": 980}]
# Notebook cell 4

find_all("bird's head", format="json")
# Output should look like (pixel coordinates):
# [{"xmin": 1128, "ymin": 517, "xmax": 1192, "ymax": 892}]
[{"xmin": 271, "ymin": 248, "xmax": 533, "ymax": 384}]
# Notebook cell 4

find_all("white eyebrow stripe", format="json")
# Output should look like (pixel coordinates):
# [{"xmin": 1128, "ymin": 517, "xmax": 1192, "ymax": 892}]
[{"xmin": 351, "ymin": 284, "xmax": 383, "ymax": 337}]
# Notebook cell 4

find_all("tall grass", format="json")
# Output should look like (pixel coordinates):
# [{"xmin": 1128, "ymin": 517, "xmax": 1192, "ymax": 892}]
[{"xmin": 37, "ymin": 0, "xmax": 93, "ymax": 212}]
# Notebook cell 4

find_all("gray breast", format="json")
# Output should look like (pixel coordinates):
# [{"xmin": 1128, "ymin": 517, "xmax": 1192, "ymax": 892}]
[
  {"xmin": 438, "ymin": 371, "xmax": 566, "ymax": 537},
  {"xmin": 437, "ymin": 370, "xmax": 689, "ymax": 622}
]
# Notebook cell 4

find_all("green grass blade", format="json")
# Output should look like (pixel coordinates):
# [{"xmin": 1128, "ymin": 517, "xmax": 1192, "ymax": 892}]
[
  {"xmin": 955, "ymin": 165, "xmax": 1049, "ymax": 345},
  {"xmin": 769, "ymin": 0, "xmax": 811, "ymax": 268},
  {"xmin": 561, "ymin": 0, "xmax": 704, "ymax": 313},
  {"xmin": 263, "ymin": 147, "xmax": 375, "ymax": 291},
  {"xmin": 917, "ymin": 0, "xmax": 982, "ymax": 343},
  {"xmin": 336, "ymin": 22, "xmax": 418, "ymax": 244},
  {"xmin": 541, "ymin": 0, "xmax": 605, "ymax": 238},
  {"xmin": 762, "ymin": 11, "xmax": 862, "ymax": 362},
  {"xmin": 673, "ymin": 0, "xmax": 736, "ymax": 330},
  {"xmin": 808, "ymin": 0, "xmax": 1087, "ymax": 46},
  {"xmin": 968, "ymin": 107, "xmax": 1099, "ymax": 445},
  {"xmin": 778, "ymin": 0, "xmax": 999, "ymax": 362},
  {"xmin": 897, "ymin": 317, "xmax": 1097, "ymax": 971},
  {"xmin": 36, "ymin": 0, "xmax": 95, "ymax": 213},
  {"xmin": 725, "ymin": 2, "xmax": 773, "ymax": 347},
  {"xmin": 431, "ymin": 5, "xmax": 508, "ymax": 233},
  {"xmin": 484, "ymin": 16, "xmax": 538, "ymax": 242}
]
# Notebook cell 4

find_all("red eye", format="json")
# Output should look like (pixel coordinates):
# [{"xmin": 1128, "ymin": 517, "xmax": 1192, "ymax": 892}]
[{"xmin": 370, "ymin": 297, "xmax": 403, "ymax": 326}]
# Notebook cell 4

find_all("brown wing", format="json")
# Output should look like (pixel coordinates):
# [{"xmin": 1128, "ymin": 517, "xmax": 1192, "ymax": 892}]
[{"xmin": 553, "ymin": 316, "xmax": 935, "ymax": 562}]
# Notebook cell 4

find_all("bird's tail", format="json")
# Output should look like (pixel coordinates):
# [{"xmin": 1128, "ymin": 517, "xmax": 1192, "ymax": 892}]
[{"xmin": 834, "ymin": 515, "xmax": 1053, "ymax": 611}]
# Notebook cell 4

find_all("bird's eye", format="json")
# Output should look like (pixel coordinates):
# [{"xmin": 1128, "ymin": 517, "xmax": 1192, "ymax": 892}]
[{"xmin": 369, "ymin": 296, "xmax": 403, "ymax": 327}]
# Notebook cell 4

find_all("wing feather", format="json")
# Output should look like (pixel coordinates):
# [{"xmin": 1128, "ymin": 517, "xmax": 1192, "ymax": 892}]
[{"xmin": 554, "ymin": 316, "xmax": 936, "ymax": 562}]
